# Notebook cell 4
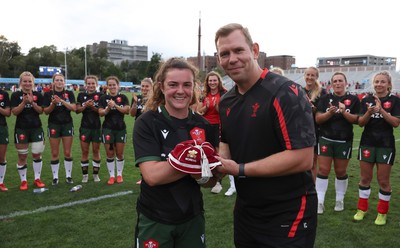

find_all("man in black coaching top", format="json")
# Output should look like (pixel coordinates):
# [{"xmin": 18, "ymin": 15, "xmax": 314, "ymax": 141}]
[{"xmin": 215, "ymin": 23, "xmax": 317, "ymax": 247}]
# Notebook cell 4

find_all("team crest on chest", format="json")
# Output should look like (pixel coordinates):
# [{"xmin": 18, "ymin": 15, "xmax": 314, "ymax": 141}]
[
  {"xmin": 251, "ymin": 102, "xmax": 260, "ymax": 117},
  {"xmin": 226, "ymin": 107, "xmax": 231, "ymax": 117},
  {"xmin": 190, "ymin": 127, "xmax": 205, "ymax": 143},
  {"xmin": 383, "ymin": 101, "xmax": 391, "ymax": 109}
]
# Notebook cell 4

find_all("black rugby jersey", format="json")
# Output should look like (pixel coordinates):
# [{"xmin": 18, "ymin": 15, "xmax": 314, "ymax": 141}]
[
  {"xmin": 11, "ymin": 91, "xmax": 43, "ymax": 129},
  {"xmin": 0, "ymin": 90, "xmax": 10, "ymax": 126},
  {"xmin": 133, "ymin": 105, "xmax": 213, "ymax": 224},
  {"xmin": 43, "ymin": 90, "xmax": 76, "ymax": 124},
  {"xmin": 317, "ymin": 92, "xmax": 360, "ymax": 141},
  {"xmin": 359, "ymin": 93, "xmax": 400, "ymax": 147},
  {"xmin": 99, "ymin": 93, "xmax": 129, "ymax": 130},
  {"xmin": 219, "ymin": 70, "xmax": 316, "ymax": 236},
  {"xmin": 77, "ymin": 91, "xmax": 103, "ymax": 129}
]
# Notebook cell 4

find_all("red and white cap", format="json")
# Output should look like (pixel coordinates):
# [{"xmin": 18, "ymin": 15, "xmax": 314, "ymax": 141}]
[{"xmin": 167, "ymin": 140, "xmax": 221, "ymax": 177}]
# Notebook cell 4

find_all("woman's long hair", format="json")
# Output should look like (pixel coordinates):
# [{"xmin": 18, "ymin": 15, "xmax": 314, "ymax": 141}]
[
  {"xmin": 145, "ymin": 58, "xmax": 199, "ymax": 112},
  {"xmin": 305, "ymin": 67, "xmax": 323, "ymax": 102}
]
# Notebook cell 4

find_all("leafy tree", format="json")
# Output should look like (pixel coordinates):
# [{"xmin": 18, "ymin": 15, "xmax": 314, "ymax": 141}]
[
  {"xmin": 0, "ymin": 35, "xmax": 163, "ymax": 82},
  {"xmin": 8, "ymin": 55, "xmax": 27, "ymax": 77},
  {"xmin": 103, "ymin": 63, "xmax": 123, "ymax": 80},
  {"xmin": 147, "ymin": 52, "xmax": 162, "ymax": 79},
  {"xmin": 0, "ymin": 35, "xmax": 22, "ymax": 77}
]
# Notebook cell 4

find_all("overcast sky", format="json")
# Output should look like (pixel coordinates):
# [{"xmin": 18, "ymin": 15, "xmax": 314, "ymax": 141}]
[{"xmin": 1, "ymin": 0, "xmax": 398, "ymax": 70}]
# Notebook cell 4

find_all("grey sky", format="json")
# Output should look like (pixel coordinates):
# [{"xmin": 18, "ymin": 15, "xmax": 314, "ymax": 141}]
[{"xmin": 2, "ymin": 0, "xmax": 398, "ymax": 69}]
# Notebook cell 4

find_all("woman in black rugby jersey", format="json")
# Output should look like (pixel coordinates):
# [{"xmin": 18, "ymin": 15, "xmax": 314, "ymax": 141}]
[
  {"xmin": 353, "ymin": 71, "xmax": 400, "ymax": 225},
  {"xmin": 315, "ymin": 72, "xmax": 360, "ymax": 214},
  {"xmin": 0, "ymin": 86, "xmax": 11, "ymax": 191},
  {"xmin": 76, "ymin": 75, "xmax": 103, "ymax": 183},
  {"xmin": 98, "ymin": 76, "xmax": 130, "ymax": 185},
  {"xmin": 43, "ymin": 73, "xmax": 76, "ymax": 185},
  {"xmin": 11, "ymin": 71, "xmax": 46, "ymax": 190},
  {"xmin": 132, "ymin": 57, "xmax": 220, "ymax": 248}
]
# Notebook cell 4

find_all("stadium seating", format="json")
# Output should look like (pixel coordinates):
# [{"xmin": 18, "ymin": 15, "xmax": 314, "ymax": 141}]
[{"xmin": 223, "ymin": 65, "xmax": 400, "ymax": 93}]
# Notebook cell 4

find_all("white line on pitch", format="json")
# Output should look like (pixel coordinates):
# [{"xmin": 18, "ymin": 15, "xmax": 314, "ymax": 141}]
[{"xmin": 0, "ymin": 190, "xmax": 133, "ymax": 220}]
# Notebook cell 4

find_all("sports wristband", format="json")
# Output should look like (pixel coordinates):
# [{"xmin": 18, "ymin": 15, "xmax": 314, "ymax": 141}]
[
  {"xmin": 196, "ymin": 177, "xmax": 210, "ymax": 185},
  {"xmin": 238, "ymin": 163, "xmax": 246, "ymax": 179}
]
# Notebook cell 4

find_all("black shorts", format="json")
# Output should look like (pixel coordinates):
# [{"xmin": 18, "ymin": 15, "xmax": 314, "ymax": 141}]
[
  {"xmin": 234, "ymin": 193, "xmax": 317, "ymax": 248},
  {"xmin": 208, "ymin": 124, "xmax": 220, "ymax": 148},
  {"xmin": 235, "ymin": 228, "xmax": 316, "ymax": 248},
  {"xmin": 0, "ymin": 125, "xmax": 9, "ymax": 145}
]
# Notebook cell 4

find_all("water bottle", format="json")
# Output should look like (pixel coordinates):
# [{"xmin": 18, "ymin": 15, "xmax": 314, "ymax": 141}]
[
  {"xmin": 33, "ymin": 188, "xmax": 49, "ymax": 194},
  {"xmin": 70, "ymin": 185, "xmax": 82, "ymax": 192}
]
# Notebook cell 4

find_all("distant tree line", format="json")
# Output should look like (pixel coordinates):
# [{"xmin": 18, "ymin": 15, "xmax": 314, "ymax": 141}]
[{"xmin": 0, "ymin": 35, "xmax": 162, "ymax": 84}]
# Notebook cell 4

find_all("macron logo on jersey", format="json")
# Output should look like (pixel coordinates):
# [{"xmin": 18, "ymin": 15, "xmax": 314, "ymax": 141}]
[{"xmin": 161, "ymin": 129, "xmax": 169, "ymax": 139}]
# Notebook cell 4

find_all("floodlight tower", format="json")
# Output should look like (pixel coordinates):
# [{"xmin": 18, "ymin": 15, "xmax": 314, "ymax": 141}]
[
  {"xmin": 197, "ymin": 12, "xmax": 202, "ymax": 71},
  {"xmin": 64, "ymin": 47, "xmax": 68, "ymax": 81}
]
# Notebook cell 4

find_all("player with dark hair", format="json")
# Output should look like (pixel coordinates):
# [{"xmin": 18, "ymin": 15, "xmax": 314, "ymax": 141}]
[
  {"xmin": 99, "ymin": 76, "xmax": 130, "ymax": 185},
  {"xmin": 43, "ymin": 73, "xmax": 76, "ymax": 185},
  {"xmin": 76, "ymin": 75, "xmax": 103, "ymax": 183},
  {"xmin": 133, "ymin": 57, "xmax": 220, "ymax": 248},
  {"xmin": 315, "ymin": 71, "xmax": 360, "ymax": 214}
]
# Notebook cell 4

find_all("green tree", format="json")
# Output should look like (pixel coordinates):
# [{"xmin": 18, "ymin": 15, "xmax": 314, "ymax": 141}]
[
  {"xmin": 25, "ymin": 46, "xmax": 60, "ymax": 77},
  {"xmin": 8, "ymin": 55, "xmax": 26, "ymax": 78},
  {"xmin": 0, "ymin": 35, "xmax": 22, "ymax": 77},
  {"xmin": 66, "ymin": 47, "xmax": 86, "ymax": 79},
  {"xmin": 103, "ymin": 63, "xmax": 123, "ymax": 80},
  {"xmin": 0, "ymin": 37, "xmax": 163, "ymax": 82},
  {"xmin": 147, "ymin": 52, "xmax": 162, "ymax": 79}
]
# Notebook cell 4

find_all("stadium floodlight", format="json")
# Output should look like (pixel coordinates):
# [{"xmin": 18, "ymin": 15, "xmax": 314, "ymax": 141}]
[
  {"xmin": 64, "ymin": 47, "xmax": 68, "ymax": 81},
  {"xmin": 84, "ymin": 46, "xmax": 88, "ymax": 77}
]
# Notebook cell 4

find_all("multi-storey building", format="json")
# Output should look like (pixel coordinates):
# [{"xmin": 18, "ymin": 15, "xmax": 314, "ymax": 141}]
[
  {"xmin": 317, "ymin": 55, "xmax": 396, "ymax": 68},
  {"xmin": 87, "ymin": 39, "xmax": 148, "ymax": 65}
]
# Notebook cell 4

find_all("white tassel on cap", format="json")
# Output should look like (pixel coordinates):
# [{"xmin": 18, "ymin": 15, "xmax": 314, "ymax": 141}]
[{"xmin": 199, "ymin": 143, "xmax": 212, "ymax": 178}]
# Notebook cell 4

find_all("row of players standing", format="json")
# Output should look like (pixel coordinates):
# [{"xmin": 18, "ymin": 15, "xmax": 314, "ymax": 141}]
[
  {"xmin": 302, "ymin": 66, "xmax": 400, "ymax": 226},
  {"xmin": 0, "ymin": 71, "xmax": 143, "ymax": 191}
]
